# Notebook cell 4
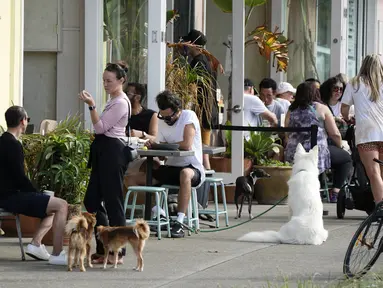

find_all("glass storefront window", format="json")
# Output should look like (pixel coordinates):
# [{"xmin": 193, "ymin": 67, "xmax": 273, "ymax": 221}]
[
  {"xmin": 316, "ymin": 0, "xmax": 331, "ymax": 82},
  {"xmin": 286, "ymin": 0, "xmax": 321, "ymax": 87},
  {"xmin": 347, "ymin": 0, "xmax": 360, "ymax": 78},
  {"xmin": 285, "ymin": 0, "xmax": 331, "ymax": 86},
  {"xmin": 103, "ymin": 0, "xmax": 148, "ymax": 103}
]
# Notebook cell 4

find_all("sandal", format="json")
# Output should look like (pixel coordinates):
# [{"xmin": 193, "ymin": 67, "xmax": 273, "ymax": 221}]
[
  {"xmin": 91, "ymin": 253, "xmax": 124, "ymax": 265},
  {"xmin": 91, "ymin": 254, "xmax": 106, "ymax": 264}
]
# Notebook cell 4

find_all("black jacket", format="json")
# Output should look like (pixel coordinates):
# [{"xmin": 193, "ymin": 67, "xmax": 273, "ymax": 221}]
[{"xmin": 0, "ymin": 132, "xmax": 37, "ymax": 194}]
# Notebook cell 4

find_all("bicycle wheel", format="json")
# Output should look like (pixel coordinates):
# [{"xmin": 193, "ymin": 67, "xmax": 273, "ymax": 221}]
[{"xmin": 343, "ymin": 214, "xmax": 383, "ymax": 278}]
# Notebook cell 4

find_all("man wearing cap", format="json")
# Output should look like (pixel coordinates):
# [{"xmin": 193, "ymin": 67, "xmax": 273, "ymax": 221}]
[
  {"xmin": 243, "ymin": 78, "xmax": 277, "ymax": 139},
  {"xmin": 181, "ymin": 29, "xmax": 218, "ymax": 170},
  {"xmin": 276, "ymin": 82, "xmax": 296, "ymax": 113}
]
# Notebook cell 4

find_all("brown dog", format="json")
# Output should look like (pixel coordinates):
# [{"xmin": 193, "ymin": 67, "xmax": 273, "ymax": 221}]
[
  {"xmin": 65, "ymin": 212, "xmax": 96, "ymax": 272},
  {"xmin": 97, "ymin": 219, "xmax": 149, "ymax": 271}
]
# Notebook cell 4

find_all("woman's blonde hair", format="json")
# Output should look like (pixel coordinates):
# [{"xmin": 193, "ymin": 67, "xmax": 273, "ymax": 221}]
[{"xmin": 351, "ymin": 54, "xmax": 383, "ymax": 102}]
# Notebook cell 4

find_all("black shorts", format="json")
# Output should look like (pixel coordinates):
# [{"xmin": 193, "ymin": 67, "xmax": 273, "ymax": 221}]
[
  {"xmin": 152, "ymin": 165, "xmax": 201, "ymax": 187},
  {"xmin": 0, "ymin": 191, "xmax": 50, "ymax": 219}
]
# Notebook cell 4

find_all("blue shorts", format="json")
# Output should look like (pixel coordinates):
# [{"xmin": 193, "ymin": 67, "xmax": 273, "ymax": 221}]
[{"xmin": 0, "ymin": 191, "xmax": 50, "ymax": 219}]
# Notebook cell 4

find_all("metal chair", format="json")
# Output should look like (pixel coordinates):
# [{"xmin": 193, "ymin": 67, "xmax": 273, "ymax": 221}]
[
  {"xmin": 124, "ymin": 186, "xmax": 171, "ymax": 240},
  {"xmin": 0, "ymin": 209, "xmax": 26, "ymax": 260}
]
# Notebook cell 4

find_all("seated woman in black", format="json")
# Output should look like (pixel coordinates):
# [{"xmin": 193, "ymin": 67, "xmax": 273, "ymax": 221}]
[
  {"xmin": 125, "ymin": 83, "xmax": 157, "ymax": 141},
  {"xmin": 124, "ymin": 83, "xmax": 159, "ymax": 186}
]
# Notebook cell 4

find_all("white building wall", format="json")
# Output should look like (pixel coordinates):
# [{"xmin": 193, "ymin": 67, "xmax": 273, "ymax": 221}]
[{"xmin": 23, "ymin": 0, "xmax": 83, "ymax": 131}]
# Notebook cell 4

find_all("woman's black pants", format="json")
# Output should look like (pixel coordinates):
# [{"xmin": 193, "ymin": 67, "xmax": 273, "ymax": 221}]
[
  {"xmin": 84, "ymin": 135, "xmax": 127, "ymax": 256},
  {"xmin": 328, "ymin": 144, "xmax": 353, "ymax": 189}
]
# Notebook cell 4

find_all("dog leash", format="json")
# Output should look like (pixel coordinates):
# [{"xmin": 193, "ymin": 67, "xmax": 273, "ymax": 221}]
[{"xmin": 179, "ymin": 195, "xmax": 288, "ymax": 234}]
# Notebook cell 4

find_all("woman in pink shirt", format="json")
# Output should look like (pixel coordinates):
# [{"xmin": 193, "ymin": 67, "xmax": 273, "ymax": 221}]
[{"xmin": 79, "ymin": 62, "xmax": 131, "ymax": 265}]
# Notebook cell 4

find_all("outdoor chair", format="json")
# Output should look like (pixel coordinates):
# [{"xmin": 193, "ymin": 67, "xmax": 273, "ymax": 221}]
[{"xmin": 0, "ymin": 209, "xmax": 26, "ymax": 260}]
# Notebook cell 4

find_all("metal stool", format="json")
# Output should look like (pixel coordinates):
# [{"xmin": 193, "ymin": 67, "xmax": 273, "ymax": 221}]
[
  {"xmin": 320, "ymin": 172, "xmax": 331, "ymax": 203},
  {"xmin": 124, "ymin": 186, "xmax": 171, "ymax": 240},
  {"xmin": 0, "ymin": 209, "xmax": 26, "ymax": 260},
  {"xmin": 162, "ymin": 185, "xmax": 199, "ymax": 235},
  {"xmin": 198, "ymin": 177, "xmax": 229, "ymax": 228}
]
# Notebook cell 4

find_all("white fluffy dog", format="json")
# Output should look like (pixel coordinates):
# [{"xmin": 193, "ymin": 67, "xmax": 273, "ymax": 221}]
[{"xmin": 237, "ymin": 144, "xmax": 328, "ymax": 245}]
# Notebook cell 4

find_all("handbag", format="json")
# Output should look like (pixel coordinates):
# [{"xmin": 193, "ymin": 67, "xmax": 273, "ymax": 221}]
[{"xmin": 119, "ymin": 125, "xmax": 139, "ymax": 163}]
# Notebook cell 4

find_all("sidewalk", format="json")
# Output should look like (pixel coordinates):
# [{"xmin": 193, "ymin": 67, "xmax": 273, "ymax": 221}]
[{"xmin": 0, "ymin": 204, "xmax": 381, "ymax": 288}]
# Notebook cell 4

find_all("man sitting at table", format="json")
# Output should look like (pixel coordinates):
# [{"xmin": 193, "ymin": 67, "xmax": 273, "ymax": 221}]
[{"xmin": 130, "ymin": 90, "xmax": 205, "ymax": 238}]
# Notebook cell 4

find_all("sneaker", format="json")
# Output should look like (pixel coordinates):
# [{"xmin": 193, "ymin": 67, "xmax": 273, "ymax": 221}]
[
  {"xmin": 171, "ymin": 222, "xmax": 185, "ymax": 238},
  {"xmin": 26, "ymin": 244, "xmax": 50, "ymax": 261},
  {"xmin": 150, "ymin": 215, "xmax": 168, "ymax": 232},
  {"xmin": 48, "ymin": 250, "xmax": 67, "ymax": 265}
]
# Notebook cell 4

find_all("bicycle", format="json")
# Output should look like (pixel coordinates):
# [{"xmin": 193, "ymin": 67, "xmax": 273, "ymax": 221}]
[{"xmin": 343, "ymin": 158, "xmax": 383, "ymax": 278}]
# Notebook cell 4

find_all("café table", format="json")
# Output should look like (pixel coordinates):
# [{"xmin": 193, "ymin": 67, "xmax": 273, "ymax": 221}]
[
  {"xmin": 137, "ymin": 146, "xmax": 226, "ymax": 220},
  {"xmin": 202, "ymin": 146, "xmax": 226, "ymax": 155}
]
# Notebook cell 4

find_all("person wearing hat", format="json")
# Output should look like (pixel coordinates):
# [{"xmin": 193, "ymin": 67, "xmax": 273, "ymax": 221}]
[
  {"xmin": 181, "ymin": 29, "xmax": 218, "ymax": 170},
  {"xmin": 276, "ymin": 82, "xmax": 296, "ymax": 113}
]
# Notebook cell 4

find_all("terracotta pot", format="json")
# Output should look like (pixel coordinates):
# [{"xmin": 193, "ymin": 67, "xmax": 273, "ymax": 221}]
[
  {"xmin": 209, "ymin": 157, "xmax": 253, "ymax": 176},
  {"xmin": 1, "ymin": 215, "xmax": 41, "ymax": 238},
  {"xmin": 253, "ymin": 165, "xmax": 292, "ymax": 205}
]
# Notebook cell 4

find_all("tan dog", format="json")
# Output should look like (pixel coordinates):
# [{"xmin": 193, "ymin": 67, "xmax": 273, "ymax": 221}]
[
  {"xmin": 97, "ymin": 219, "xmax": 150, "ymax": 271},
  {"xmin": 65, "ymin": 212, "xmax": 96, "ymax": 272}
]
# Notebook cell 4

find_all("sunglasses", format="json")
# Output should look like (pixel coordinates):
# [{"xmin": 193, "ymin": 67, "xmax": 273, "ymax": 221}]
[
  {"xmin": 157, "ymin": 110, "xmax": 177, "ymax": 121},
  {"xmin": 333, "ymin": 87, "xmax": 343, "ymax": 93},
  {"xmin": 126, "ymin": 93, "xmax": 140, "ymax": 98}
]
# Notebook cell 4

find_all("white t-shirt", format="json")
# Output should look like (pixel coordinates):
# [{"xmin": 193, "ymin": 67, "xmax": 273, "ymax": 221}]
[
  {"xmin": 341, "ymin": 81, "xmax": 383, "ymax": 145},
  {"xmin": 243, "ymin": 94, "xmax": 267, "ymax": 126},
  {"xmin": 266, "ymin": 100, "xmax": 284, "ymax": 125},
  {"xmin": 156, "ymin": 110, "xmax": 205, "ymax": 186},
  {"xmin": 276, "ymin": 98, "xmax": 291, "ymax": 113},
  {"xmin": 243, "ymin": 93, "xmax": 267, "ymax": 139},
  {"xmin": 329, "ymin": 101, "xmax": 342, "ymax": 117}
]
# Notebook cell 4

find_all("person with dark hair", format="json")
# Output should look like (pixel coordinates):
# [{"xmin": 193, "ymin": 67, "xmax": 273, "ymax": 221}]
[
  {"xmin": 181, "ymin": 29, "xmax": 218, "ymax": 170},
  {"xmin": 125, "ymin": 82, "xmax": 157, "ymax": 141},
  {"xmin": 123, "ymin": 82, "xmax": 159, "ymax": 188},
  {"xmin": 305, "ymin": 78, "xmax": 321, "ymax": 89},
  {"xmin": 320, "ymin": 76, "xmax": 349, "ymax": 139},
  {"xmin": 259, "ymin": 78, "xmax": 284, "ymax": 125},
  {"xmin": 0, "ymin": 106, "xmax": 68, "ymax": 265},
  {"xmin": 79, "ymin": 61, "xmax": 131, "ymax": 264},
  {"xmin": 285, "ymin": 82, "xmax": 352, "ymax": 202},
  {"xmin": 320, "ymin": 77, "xmax": 345, "ymax": 117},
  {"xmin": 130, "ymin": 90, "xmax": 205, "ymax": 238},
  {"xmin": 243, "ymin": 78, "xmax": 277, "ymax": 138}
]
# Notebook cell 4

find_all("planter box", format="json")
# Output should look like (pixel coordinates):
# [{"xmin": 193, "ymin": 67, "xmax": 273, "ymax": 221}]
[
  {"xmin": 254, "ymin": 165, "xmax": 292, "ymax": 205},
  {"xmin": 1, "ymin": 215, "xmax": 41, "ymax": 238},
  {"xmin": 209, "ymin": 157, "xmax": 253, "ymax": 175}
]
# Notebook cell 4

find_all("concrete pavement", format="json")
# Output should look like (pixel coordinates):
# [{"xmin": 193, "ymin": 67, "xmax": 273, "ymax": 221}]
[{"xmin": 0, "ymin": 204, "xmax": 381, "ymax": 288}]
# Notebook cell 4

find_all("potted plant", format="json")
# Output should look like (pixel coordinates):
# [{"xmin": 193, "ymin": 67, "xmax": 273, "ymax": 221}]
[
  {"xmin": 244, "ymin": 130, "xmax": 292, "ymax": 205},
  {"xmin": 209, "ymin": 121, "xmax": 253, "ymax": 175}
]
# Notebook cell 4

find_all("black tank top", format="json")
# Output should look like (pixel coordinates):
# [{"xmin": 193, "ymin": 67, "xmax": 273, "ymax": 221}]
[{"xmin": 126, "ymin": 108, "xmax": 155, "ymax": 136}]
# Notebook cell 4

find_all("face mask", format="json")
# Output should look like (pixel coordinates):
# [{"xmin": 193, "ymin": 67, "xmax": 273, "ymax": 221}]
[{"xmin": 164, "ymin": 118, "xmax": 177, "ymax": 126}]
